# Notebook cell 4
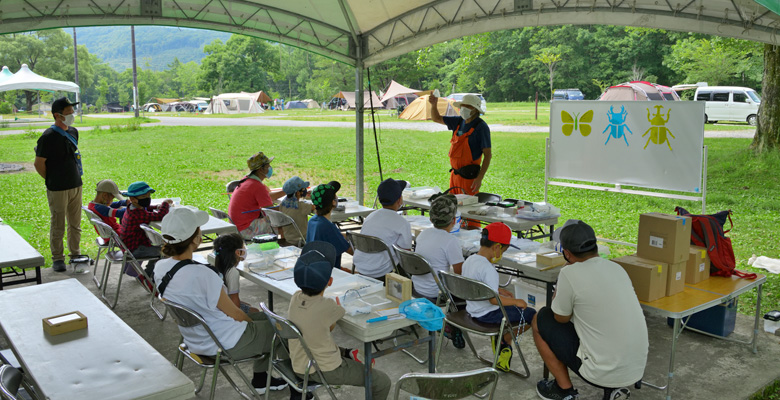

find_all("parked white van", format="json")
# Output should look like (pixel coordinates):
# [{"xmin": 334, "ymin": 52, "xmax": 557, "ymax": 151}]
[{"xmin": 694, "ymin": 86, "xmax": 761, "ymax": 125}]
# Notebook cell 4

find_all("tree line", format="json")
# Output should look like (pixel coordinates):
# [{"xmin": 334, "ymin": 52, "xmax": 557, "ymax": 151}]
[{"xmin": 0, "ymin": 25, "xmax": 764, "ymax": 111}]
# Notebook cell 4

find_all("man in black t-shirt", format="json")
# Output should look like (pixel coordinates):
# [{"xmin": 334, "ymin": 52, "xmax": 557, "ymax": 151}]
[{"xmin": 34, "ymin": 97, "xmax": 83, "ymax": 272}]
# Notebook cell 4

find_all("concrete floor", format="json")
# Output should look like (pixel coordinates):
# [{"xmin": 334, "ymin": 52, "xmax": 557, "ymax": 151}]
[{"xmin": 3, "ymin": 257, "xmax": 779, "ymax": 400}]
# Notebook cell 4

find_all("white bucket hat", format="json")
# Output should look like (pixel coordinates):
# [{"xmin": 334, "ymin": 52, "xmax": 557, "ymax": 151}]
[
  {"xmin": 453, "ymin": 94, "xmax": 484, "ymax": 114},
  {"xmin": 161, "ymin": 206, "xmax": 209, "ymax": 244}
]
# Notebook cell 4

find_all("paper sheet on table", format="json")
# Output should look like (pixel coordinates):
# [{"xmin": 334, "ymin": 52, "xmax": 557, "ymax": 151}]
[
  {"xmin": 376, "ymin": 308, "xmax": 400, "ymax": 317},
  {"xmin": 264, "ymin": 268, "xmax": 295, "ymax": 281}
]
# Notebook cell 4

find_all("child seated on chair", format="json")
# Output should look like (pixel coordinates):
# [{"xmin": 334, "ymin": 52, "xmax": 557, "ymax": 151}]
[
  {"xmin": 353, "ymin": 178, "xmax": 413, "ymax": 281},
  {"xmin": 213, "ymin": 233, "xmax": 259, "ymax": 314},
  {"xmin": 306, "ymin": 181, "xmax": 353, "ymax": 269},
  {"xmin": 289, "ymin": 241, "xmax": 391, "ymax": 400},
  {"xmin": 462, "ymin": 222, "xmax": 536, "ymax": 372},
  {"xmin": 279, "ymin": 176, "xmax": 314, "ymax": 247},
  {"xmin": 120, "ymin": 181, "xmax": 171, "ymax": 279},
  {"xmin": 87, "ymin": 179, "xmax": 128, "ymax": 240}
]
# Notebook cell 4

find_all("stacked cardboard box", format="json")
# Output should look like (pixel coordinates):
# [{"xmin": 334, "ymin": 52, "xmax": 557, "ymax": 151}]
[
  {"xmin": 686, "ymin": 245, "xmax": 711, "ymax": 284},
  {"xmin": 636, "ymin": 212, "xmax": 691, "ymax": 297},
  {"xmin": 613, "ymin": 255, "xmax": 668, "ymax": 302}
]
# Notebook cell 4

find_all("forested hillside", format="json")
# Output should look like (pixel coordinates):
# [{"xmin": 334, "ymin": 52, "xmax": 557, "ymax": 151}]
[{"xmin": 69, "ymin": 26, "xmax": 231, "ymax": 71}]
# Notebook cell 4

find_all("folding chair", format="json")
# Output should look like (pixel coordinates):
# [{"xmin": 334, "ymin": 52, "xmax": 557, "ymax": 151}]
[
  {"xmin": 226, "ymin": 180, "xmax": 241, "ymax": 199},
  {"xmin": 259, "ymin": 303, "xmax": 337, "ymax": 400},
  {"xmin": 81, "ymin": 206, "xmax": 113, "ymax": 289},
  {"xmin": 476, "ymin": 192, "xmax": 501, "ymax": 203},
  {"xmin": 209, "ymin": 207, "xmax": 232, "ymax": 223},
  {"xmin": 140, "ymin": 224, "xmax": 166, "ymax": 247},
  {"xmin": 393, "ymin": 245, "xmax": 457, "ymax": 309},
  {"xmin": 0, "ymin": 364, "xmax": 38, "ymax": 400},
  {"xmin": 160, "ymin": 297, "xmax": 265, "ymax": 400},
  {"xmin": 90, "ymin": 219, "xmax": 166, "ymax": 320},
  {"xmin": 262, "ymin": 208, "xmax": 306, "ymax": 247},
  {"xmin": 346, "ymin": 232, "xmax": 399, "ymax": 276},
  {"xmin": 393, "ymin": 367, "xmax": 500, "ymax": 400},
  {"xmin": 435, "ymin": 271, "xmax": 530, "ymax": 378}
]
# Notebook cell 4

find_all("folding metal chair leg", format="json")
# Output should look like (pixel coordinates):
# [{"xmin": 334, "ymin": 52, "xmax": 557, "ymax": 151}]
[
  {"xmin": 150, "ymin": 293, "xmax": 167, "ymax": 320},
  {"xmin": 194, "ymin": 368, "xmax": 208, "ymax": 394},
  {"xmin": 222, "ymin": 364, "xmax": 259, "ymax": 400},
  {"xmin": 506, "ymin": 325, "xmax": 531, "ymax": 378},
  {"xmin": 102, "ymin": 262, "xmax": 126, "ymax": 309},
  {"xmin": 395, "ymin": 325, "xmax": 428, "ymax": 364},
  {"xmin": 434, "ymin": 324, "xmax": 447, "ymax": 372},
  {"xmin": 91, "ymin": 245, "xmax": 106, "ymax": 288}
]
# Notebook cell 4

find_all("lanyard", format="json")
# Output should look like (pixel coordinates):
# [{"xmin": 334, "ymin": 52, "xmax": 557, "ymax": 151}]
[{"xmin": 50, "ymin": 125, "xmax": 83, "ymax": 177}]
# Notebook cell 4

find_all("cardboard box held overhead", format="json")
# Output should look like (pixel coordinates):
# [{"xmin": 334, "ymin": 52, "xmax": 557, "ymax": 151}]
[
  {"xmin": 686, "ymin": 246, "xmax": 710, "ymax": 284},
  {"xmin": 666, "ymin": 260, "xmax": 686, "ymax": 296},
  {"xmin": 637, "ymin": 213, "xmax": 692, "ymax": 264},
  {"xmin": 613, "ymin": 255, "xmax": 669, "ymax": 302}
]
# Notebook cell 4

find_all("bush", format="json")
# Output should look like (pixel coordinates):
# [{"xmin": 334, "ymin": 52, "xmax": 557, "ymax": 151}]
[{"xmin": 0, "ymin": 102, "xmax": 12, "ymax": 114}]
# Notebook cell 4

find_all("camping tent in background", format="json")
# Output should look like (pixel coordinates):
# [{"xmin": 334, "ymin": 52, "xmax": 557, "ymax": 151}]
[
  {"xmin": 399, "ymin": 95, "xmax": 458, "ymax": 120},
  {"xmin": 0, "ymin": 66, "xmax": 14, "ymax": 84},
  {"xmin": 380, "ymin": 80, "xmax": 421, "ymax": 109},
  {"xmin": 333, "ymin": 90, "xmax": 383, "ymax": 110},
  {"xmin": 242, "ymin": 91, "xmax": 273, "ymax": 106},
  {"xmin": 598, "ymin": 81, "xmax": 681, "ymax": 101},
  {"xmin": 285, "ymin": 100, "xmax": 308, "ymax": 109},
  {"xmin": 301, "ymin": 99, "xmax": 319, "ymax": 108},
  {"xmin": 205, "ymin": 93, "xmax": 264, "ymax": 114}
]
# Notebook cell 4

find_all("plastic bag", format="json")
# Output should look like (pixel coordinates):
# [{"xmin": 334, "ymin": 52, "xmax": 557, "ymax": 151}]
[{"xmin": 399, "ymin": 298, "xmax": 445, "ymax": 331}]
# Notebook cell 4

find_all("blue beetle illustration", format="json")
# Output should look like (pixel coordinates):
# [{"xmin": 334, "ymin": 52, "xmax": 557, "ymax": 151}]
[{"xmin": 603, "ymin": 105, "xmax": 633, "ymax": 146}]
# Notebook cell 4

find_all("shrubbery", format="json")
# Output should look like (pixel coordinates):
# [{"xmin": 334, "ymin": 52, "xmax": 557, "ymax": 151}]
[{"xmin": 0, "ymin": 102, "xmax": 13, "ymax": 114}]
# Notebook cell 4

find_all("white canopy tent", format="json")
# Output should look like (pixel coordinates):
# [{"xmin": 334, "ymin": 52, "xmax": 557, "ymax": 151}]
[
  {"xmin": 0, "ymin": 66, "xmax": 14, "ymax": 84},
  {"xmin": 1, "ymin": 0, "xmax": 776, "ymax": 203},
  {"xmin": 0, "ymin": 64, "xmax": 80, "ymax": 116}
]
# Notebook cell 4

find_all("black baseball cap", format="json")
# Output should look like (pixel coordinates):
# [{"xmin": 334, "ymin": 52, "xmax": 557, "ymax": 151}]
[
  {"xmin": 293, "ymin": 241, "xmax": 337, "ymax": 292},
  {"xmin": 554, "ymin": 220, "xmax": 597, "ymax": 253},
  {"xmin": 51, "ymin": 97, "xmax": 79, "ymax": 115}
]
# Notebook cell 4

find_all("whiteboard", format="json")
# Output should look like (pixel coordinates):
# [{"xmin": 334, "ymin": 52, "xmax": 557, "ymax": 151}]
[{"xmin": 548, "ymin": 101, "xmax": 705, "ymax": 193}]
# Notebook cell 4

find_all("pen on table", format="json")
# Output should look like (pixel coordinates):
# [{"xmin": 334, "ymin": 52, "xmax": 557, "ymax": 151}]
[{"xmin": 367, "ymin": 314, "xmax": 404, "ymax": 323}]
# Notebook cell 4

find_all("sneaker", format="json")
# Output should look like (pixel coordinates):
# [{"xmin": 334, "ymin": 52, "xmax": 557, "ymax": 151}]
[
  {"xmin": 348, "ymin": 348, "xmax": 375, "ymax": 367},
  {"xmin": 289, "ymin": 389, "xmax": 314, "ymax": 400},
  {"xmin": 603, "ymin": 387, "xmax": 630, "ymax": 400},
  {"xmin": 536, "ymin": 379, "xmax": 579, "ymax": 400},
  {"xmin": 443, "ymin": 326, "xmax": 466, "ymax": 349},
  {"xmin": 496, "ymin": 345, "xmax": 512, "ymax": 372},
  {"xmin": 253, "ymin": 373, "xmax": 289, "ymax": 394},
  {"xmin": 52, "ymin": 260, "xmax": 67, "ymax": 272}
]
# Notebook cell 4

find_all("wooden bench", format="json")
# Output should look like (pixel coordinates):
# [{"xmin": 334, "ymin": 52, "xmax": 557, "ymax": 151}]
[{"xmin": 0, "ymin": 221, "xmax": 43, "ymax": 289}]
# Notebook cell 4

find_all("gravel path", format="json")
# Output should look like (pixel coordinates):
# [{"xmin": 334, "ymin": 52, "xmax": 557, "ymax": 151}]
[{"xmin": 0, "ymin": 114, "xmax": 756, "ymax": 138}]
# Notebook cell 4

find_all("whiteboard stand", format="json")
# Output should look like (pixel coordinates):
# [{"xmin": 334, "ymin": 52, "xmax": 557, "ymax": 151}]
[{"xmin": 544, "ymin": 138, "xmax": 708, "ymax": 214}]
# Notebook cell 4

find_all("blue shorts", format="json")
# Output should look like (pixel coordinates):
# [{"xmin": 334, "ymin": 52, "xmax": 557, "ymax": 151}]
[{"xmin": 475, "ymin": 305, "xmax": 536, "ymax": 325}]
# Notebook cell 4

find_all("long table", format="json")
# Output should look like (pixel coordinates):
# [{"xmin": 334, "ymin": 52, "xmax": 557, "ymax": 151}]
[
  {"xmin": 0, "ymin": 279, "xmax": 195, "ymax": 399},
  {"xmin": 639, "ymin": 274, "xmax": 766, "ymax": 400},
  {"xmin": 403, "ymin": 196, "xmax": 558, "ymax": 240},
  {"xmin": 0, "ymin": 220, "xmax": 44, "ymax": 289},
  {"xmin": 237, "ymin": 262, "xmax": 435, "ymax": 400}
]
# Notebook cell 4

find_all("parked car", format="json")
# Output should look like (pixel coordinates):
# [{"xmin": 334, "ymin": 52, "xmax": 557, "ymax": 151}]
[
  {"xmin": 694, "ymin": 86, "xmax": 761, "ymax": 125},
  {"xmin": 553, "ymin": 88, "xmax": 585, "ymax": 101},
  {"xmin": 447, "ymin": 93, "xmax": 487, "ymax": 114}
]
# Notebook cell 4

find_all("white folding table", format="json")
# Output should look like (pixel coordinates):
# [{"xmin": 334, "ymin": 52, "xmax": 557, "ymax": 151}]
[
  {"xmin": 0, "ymin": 221, "xmax": 44, "ymax": 289},
  {"xmin": 237, "ymin": 263, "xmax": 435, "ymax": 400},
  {"xmin": 0, "ymin": 279, "xmax": 195, "ymax": 399}
]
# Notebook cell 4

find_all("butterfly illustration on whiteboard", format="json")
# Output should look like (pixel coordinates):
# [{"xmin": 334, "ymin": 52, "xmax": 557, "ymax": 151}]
[{"xmin": 561, "ymin": 110, "xmax": 593, "ymax": 137}]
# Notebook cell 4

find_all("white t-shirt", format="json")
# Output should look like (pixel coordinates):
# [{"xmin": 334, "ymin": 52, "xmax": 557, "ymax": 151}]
[
  {"xmin": 461, "ymin": 254, "xmax": 499, "ymax": 318},
  {"xmin": 154, "ymin": 258, "xmax": 247, "ymax": 355},
  {"xmin": 413, "ymin": 227, "xmax": 465, "ymax": 299},
  {"xmin": 551, "ymin": 257, "xmax": 649, "ymax": 388},
  {"xmin": 224, "ymin": 267, "xmax": 240, "ymax": 295},
  {"xmin": 353, "ymin": 208, "xmax": 413, "ymax": 278}
]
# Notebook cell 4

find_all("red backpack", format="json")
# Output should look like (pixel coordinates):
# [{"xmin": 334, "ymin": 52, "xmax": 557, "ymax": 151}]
[{"xmin": 674, "ymin": 207, "xmax": 756, "ymax": 279}]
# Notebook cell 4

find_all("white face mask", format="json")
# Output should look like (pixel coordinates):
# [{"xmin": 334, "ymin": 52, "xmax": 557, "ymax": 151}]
[
  {"xmin": 459, "ymin": 107, "xmax": 474, "ymax": 120},
  {"xmin": 62, "ymin": 113, "xmax": 75, "ymax": 127}
]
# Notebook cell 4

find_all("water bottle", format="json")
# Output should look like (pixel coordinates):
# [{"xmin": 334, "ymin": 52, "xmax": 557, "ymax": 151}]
[{"xmin": 450, "ymin": 211, "xmax": 461, "ymax": 233}]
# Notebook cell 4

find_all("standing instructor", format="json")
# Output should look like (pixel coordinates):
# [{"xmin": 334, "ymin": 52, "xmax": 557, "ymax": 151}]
[
  {"xmin": 34, "ymin": 97, "xmax": 83, "ymax": 272},
  {"xmin": 429, "ymin": 94, "xmax": 491, "ymax": 195}
]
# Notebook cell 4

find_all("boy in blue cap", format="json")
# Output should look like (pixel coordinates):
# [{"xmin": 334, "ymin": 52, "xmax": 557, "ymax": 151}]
[
  {"xmin": 288, "ymin": 241, "xmax": 390, "ymax": 400},
  {"xmin": 120, "ymin": 181, "xmax": 172, "ymax": 279},
  {"xmin": 279, "ymin": 176, "xmax": 314, "ymax": 247}
]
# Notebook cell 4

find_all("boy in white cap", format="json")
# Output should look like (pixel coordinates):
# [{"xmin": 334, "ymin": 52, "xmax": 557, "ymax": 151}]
[
  {"xmin": 154, "ymin": 206, "xmax": 295, "ymax": 398},
  {"xmin": 353, "ymin": 178, "xmax": 413, "ymax": 281},
  {"xmin": 288, "ymin": 241, "xmax": 391, "ymax": 400},
  {"xmin": 279, "ymin": 176, "xmax": 314, "ymax": 246}
]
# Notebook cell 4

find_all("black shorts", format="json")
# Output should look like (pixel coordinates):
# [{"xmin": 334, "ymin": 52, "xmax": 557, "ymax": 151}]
[{"xmin": 536, "ymin": 306, "xmax": 582, "ymax": 376}]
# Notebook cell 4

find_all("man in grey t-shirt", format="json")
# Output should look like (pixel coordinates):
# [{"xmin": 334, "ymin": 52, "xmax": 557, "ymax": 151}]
[{"xmin": 533, "ymin": 220, "xmax": 648, "ymax": 400}]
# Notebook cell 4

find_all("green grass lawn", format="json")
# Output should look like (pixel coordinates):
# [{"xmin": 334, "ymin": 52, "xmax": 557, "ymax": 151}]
[
  {"xmin": 0, "ymin": 116, "xmax": 157, "ymax": 130},
  {"xmin": 0, "ymin": 123, "xmax": 776, "ymax": 317}
]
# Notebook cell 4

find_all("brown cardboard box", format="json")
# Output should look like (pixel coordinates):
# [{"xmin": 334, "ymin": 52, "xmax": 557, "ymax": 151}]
[
  {"xmin": 43, "ymin": 311, "xmax": 87, "ymax": 336},
  {"xmin": 666, "ymin": 260, "xmax": 686, "ymax": 296},
  {"xmin": 536, "ymin": 252, "xmax": 566, "ymax": 267},
  {"xmin": 613, "ymin": 255, "xmax": 668, "ymax": 302},
  {"xmin": 637, "ymin": 213, "xmax": 692, "ymax": 264},
  {"xmin": 686, "ymin": 246, "xmax": 710, "ymax": 284}
]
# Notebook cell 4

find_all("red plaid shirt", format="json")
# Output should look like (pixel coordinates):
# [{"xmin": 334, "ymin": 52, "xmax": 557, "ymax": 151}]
[{"xmin": 120, "ymin": 202, "xmax": 170, "ymax": 251}]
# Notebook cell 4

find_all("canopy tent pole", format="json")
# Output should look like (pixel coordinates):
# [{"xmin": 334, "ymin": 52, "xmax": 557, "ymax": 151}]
[
  {"xmin": 355, "ymin": 40, "xmax": 364, "ymax": 205},
  {"xmin": 73, "ymin": 27, "xmax": 82, "ymax": 123},
  {"xmin": 131, "ymin": 26, "xmax": 139, "ymax": 118}
]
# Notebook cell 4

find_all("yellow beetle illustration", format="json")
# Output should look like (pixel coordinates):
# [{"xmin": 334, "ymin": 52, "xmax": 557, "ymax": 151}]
[{"xmin": 643, "ymin": 105, "xmax": 675, "ymax": 151}]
